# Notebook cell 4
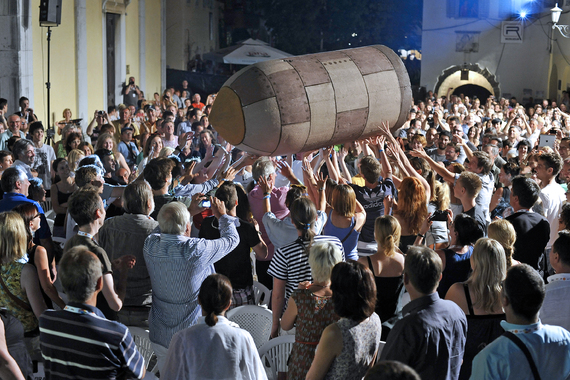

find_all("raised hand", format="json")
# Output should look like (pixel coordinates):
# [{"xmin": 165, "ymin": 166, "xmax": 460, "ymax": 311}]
[
  {"xmin": 339, "ymin": 146, "xmax": 348, "ymax": 161},
  {"xmin": 276, "ymin": 159, "xmax": 294, "ymax": 179},
  {"xmin": 210, "ymin": 196, "xmax": 227, "ymax": 219},
  {"xmin": 188, "ymin": 192, "xmax": 208, "ymax": 216},
  {"xmin": 409, "ymin": 147, "xmax": 428, "ymax": 159},
  {"xmin": 178, "ymin": 131, "xmax": 194, "ymax": 149},
  {"xmin": 258, "ymin": 175, "xmax": 273, "ymax": 194},
  {"xmin": 316, "ymin": 172, "xmax": 328, "ymax": 191},
  {"xmin": 206, "ymin": 144, "xmax": 214, "ymax": 158}
]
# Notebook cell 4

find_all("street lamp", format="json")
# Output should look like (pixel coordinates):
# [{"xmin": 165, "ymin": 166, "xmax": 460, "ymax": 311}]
[{"xmin": 551, "ymin": 3, "xmax": 570, "ymax": 38}]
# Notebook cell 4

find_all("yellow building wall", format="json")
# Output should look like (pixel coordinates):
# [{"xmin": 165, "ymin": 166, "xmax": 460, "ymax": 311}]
[
  {"xmin": 30, "ymin": 0, "xmax": 163, "ymax": 144},
  {"xmin": 32, "ymin": 0, "xmax": 78, "ymax": 138},
  {"xmin": 125, "ymin": 0, "xmax": 140, "ymax": 84},
  {"xmin": 86, "ymin": 0, "xmax": 106, "ymax": 115},
  {"xmin": 146, "ymin": 0, "xmax": 163, "ymax": 97}
]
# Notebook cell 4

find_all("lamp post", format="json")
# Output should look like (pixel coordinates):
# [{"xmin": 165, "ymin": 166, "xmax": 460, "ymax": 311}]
[{"xmin": 552, "ymin": 3, "xmax": 570, "ymax": 38}]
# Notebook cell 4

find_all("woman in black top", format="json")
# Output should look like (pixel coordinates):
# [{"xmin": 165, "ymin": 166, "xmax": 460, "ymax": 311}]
[
  {"xmin": 50, "ymin": 158, "xmax": 78, "ymax": 237},
  {"xmin": 445, "ymin": 238, "xmax": 506, "ymax": 380},
  {"xmin": 357, "ymin": 215, "xmax": 405, "ymax": 340},
  {"xmin": 13, "ymin": 203, "xmax": 65, "ymax": 309}
]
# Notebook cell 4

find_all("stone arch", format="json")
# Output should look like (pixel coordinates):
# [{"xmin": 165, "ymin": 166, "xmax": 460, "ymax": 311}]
[{"xmin": 434, "ymin": 64, "xmax": 500, "ymax": 101}]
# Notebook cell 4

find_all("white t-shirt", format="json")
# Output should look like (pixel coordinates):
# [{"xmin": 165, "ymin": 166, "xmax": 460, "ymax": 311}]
[
  {"xmin": 33, "ymin": 143, "xmax": 57, "ymax": 189},
  {"xmin": 540, "ymin": 181, "xmax": 566, "ymax": 248}
]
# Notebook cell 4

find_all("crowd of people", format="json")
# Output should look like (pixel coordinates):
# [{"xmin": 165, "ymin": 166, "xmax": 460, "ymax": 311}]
[{"xmin": 0, "ymin": 81, "xmax": 570, "ymax": 380}]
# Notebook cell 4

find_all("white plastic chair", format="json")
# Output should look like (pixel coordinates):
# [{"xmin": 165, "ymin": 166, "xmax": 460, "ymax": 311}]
[
  {"xmin": 128, "ymin": 327, "xmax": 159, "ymax": 375},
  {"xmin": 46, "ymin": 218, "xmax": 55, "ymax": 234},
  {"xmin": 258, "ymin": 335, "xmax": 295, "ymax": 380},
  {"xmin": 42, "ymin": 199, "xmax": 53, "ymax": 213},
  {"xmin": 226, "ymin": 305, "xmax": 272, "ymax": 349},
  {"xmin": 377, "ymin": 340, "xmax": 386, "ymax": 358},
  {"xmin": 45, "ymin": 209, "xmax": 56, "ymax": 221},
  {"xmin": 252, "ymin": 281, "xmax": 271, "ymax": 306}
]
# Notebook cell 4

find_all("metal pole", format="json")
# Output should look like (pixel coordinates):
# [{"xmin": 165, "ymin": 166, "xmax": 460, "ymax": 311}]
[{"xmin": 45, "ymin": 26, "xmax": 54, "ymax": 145}]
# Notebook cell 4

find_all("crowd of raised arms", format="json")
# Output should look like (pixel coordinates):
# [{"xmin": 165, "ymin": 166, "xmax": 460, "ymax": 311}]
[{"xmin": 0, "ymin": 80, "xmax": 569, "ymax": 380}]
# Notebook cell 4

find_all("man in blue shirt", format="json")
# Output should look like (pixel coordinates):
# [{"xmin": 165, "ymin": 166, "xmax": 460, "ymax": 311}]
[
  {"xmin": 0, "ymin": 167, "xmax": 54, "ymax": 258},
  {"xmin": 470, "ymin": 264, "xmax": 570, "ymax": 379},
  {"xmin": 380, "ymin": 246, "xmax": 467, "ymax": 380}
]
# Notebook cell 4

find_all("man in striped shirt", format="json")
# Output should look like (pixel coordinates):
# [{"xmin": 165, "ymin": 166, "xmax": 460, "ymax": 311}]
[{"xmin": 40, "ymin": 246, "xmax": 146, "ymax": 380}]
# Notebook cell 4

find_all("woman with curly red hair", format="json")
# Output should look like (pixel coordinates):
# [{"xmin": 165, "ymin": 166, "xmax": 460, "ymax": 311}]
[{"xmin": 393, "ymin": 177, "xmax": 428, "ymax": 253}]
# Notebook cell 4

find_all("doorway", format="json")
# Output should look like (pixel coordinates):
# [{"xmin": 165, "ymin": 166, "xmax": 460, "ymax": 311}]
[{"xmin": 453, "ymin": 84, "xmax": 492, "ymax": 103}]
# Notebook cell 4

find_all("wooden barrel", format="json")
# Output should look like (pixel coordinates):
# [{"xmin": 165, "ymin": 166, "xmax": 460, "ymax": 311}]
[{"xmin": 209, "ymin": 45, "xmax": 412, "ymax": 156}]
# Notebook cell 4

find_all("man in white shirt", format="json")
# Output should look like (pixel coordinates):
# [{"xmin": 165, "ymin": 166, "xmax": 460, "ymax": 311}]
[
  {"xmin": 536, "ymin": 151, "xmax": 566, "ymax": 274},
  {"xmin": 11, "ymin": 139, "xmax": 36, "ymax": 180},
  {"xmin": 540, "ymin": 231, "xmax": 570, "ymax": 331},
  {"xmin": 471, "ymin": 264, "xmax": 570, "ymax": 379}
]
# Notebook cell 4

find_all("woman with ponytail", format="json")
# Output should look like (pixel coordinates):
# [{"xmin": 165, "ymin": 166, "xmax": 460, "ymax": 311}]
[
  {"xmin": 358, "ymin": 215, "xmax": 405, "ymax": 340},
  {"xmin": 268, "ymin": 197, "xmax": 345, "ymax": 338},
  {"xmin": 161, "ymin": 274, "xmax": 266, "ymax": 380}
]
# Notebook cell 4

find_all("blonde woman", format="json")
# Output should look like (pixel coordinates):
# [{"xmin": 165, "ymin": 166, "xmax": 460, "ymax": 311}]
[
  {"xmin": 426, "ymin": 181, "xmax": 451, "ymax": 249},
  {"xmin": 445, "ymin": 238, "xmax": 506, "ymax": 380},
  {"xmin": 95, "ymin": 133, "xmax": 130, "ymax": 175},
  {"xmin": 78, "ymin": 141, "xmax": 94, "ymax": 157},
  {"xmin": 57, "ymin": 108, "xmax": 72, "ymax": 135},
  {"xmin": 67, "ymin": 149, "xmax": 85, "ymax": 173},
  {"xmin": 0, "ymin": 212, "xmax": 47, "ymax": 335},
  {"xmin": 488, "ymin": 219, "xmax": 520, "ymax": 268},
  {"xmin": 358, "ymin": 215, "xmax": 404, "ymax": 340},
  {"xmin": 281, "ymin": 242, "xmax": 342, "ymax": 379}
]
